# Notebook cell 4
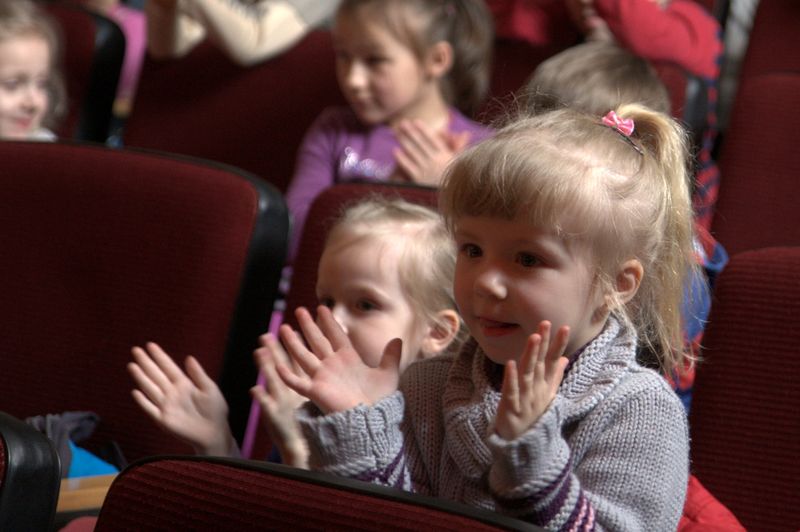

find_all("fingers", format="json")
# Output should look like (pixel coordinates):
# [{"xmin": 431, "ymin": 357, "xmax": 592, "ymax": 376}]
[
  {"xmin": 379, "ymin": 338, "xmax": 403, "ymax": 372},
  {"xmin": 396, "ymin": 119, "xmax": 445, "ymax": 160},
  {"xmin": 143, "ymin": 342, "xmax": 185, "ymax": 382},
  {"xmin": 184, "ymin": 355, "xmax": 216, "ymax": 392},
  {"xmin": 130, "ymin": 388, "xmax": 162, "ymax": 420},
  {"xmin": 278, "ymin": 322, "xmax": 321, "ymax": 377},
  {"xmin": 315, "ymin": 305, "xmax": 352, "ymax": 352},
  {"xmin": 393, "ymin": 147, "xmax": 420, "ymax": 182},
  {"xmin": 275, "ymin": 361, "xmax": 312, "ymax": 398},
  {"xmin": 294, "ymin": 307, "xmax": 334, "ymax": 359},
  {"xmin": 501, "ymin": 360, "xmax": 520, "ymax": 413}
]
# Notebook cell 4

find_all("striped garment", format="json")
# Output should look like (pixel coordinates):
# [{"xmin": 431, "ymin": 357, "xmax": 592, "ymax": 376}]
[{"xmin": 298, "ymin": 317, "xmax": 689, "ymax": 531}]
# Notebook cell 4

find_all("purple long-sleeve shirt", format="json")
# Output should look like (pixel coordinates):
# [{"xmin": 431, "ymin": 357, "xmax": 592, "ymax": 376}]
[{"xmin": 285, "ymin": 106, "xmax": 493, "ymax": 259}]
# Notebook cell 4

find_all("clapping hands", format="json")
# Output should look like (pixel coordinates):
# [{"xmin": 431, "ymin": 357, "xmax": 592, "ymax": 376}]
[
  {"xmin": 267, "ymin": 306, "xmax": 403, "ymax": 414},
  {"xmin": 392, "ymin": 119, "xmax": 471, "ymax": 185},
  {"xmin": 128, "ymin": 342, "xmax": 238, "ymax": 456},
  {"xmin": 494, "ymin": 322, "xmax": 571, "ymax": 441}
]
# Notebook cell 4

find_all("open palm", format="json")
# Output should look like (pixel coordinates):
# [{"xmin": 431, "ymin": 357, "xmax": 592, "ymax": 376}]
[
  {"xmin": 494, "ymin": 322, "xmax": 570, "ymax": 441},
  {"xmin": 275, "ymin": 306, "xmax": 402, "ymax": 414},
  {"xmin": 128, "ymin": 342, "xmax": 236, "ymax": 456}
]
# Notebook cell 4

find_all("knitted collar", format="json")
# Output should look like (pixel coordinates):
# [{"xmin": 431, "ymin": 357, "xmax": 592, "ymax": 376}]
[{"xmin": 441, "ymin": 316, "xmax": 637, "ymax": 480}]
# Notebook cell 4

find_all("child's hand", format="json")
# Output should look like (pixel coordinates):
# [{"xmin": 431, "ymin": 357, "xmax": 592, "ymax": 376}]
[
  {"xmin": 251, "ymin": 332, "xmax": 309, "ymax": 468},
  {"xmin": 275, "ymin": 306, "xmax": 402, "ymax": 414},
  {"xmin": 392, "ymin": 119, "xmax": 471, "ymax": 186},
  {"xmin": 128, "ymin": 342, "xmax": 238, "ymax": 456},
  {"xmin": 565, "ymin": 0, "xmax": 615, "ymax": 42},
  {"xmin": 494, "ymin": 322, "xmax": 570, "ymax": 441}
]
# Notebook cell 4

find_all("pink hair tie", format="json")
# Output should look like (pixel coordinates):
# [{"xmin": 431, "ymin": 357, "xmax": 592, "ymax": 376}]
[{"xmin": 602, "ymin": 110, "xmax": 635, "ymax": 136}]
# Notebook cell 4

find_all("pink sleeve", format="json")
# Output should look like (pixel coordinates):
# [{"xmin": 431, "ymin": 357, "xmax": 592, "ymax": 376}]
[{"xmin": 595, "ymin": 0, "xmax": 722, "ymax": 79}]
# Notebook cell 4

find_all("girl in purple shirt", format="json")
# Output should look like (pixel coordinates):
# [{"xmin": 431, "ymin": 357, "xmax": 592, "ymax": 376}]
[{"xmin": 285, "ymin": 0, "xmax": 494, "ymax": 258}]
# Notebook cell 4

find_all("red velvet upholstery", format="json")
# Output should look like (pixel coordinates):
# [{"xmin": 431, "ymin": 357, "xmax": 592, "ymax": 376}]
[
  {"xmin": 122, "ymin": 31, "xmax": 345, "ymax": 193},
  {"xmin": 739, "ymin": 0, "xmax": 800, "ymax": 80},
  {"xmin": 44, "ymin": 2, "xmax": 124, "ymax": 142},
  {"xmin": 710, "ymin": 73, "xmax": 800, "ymax": 256},
  {"xmin": 94, "ymin": 456, "xmax": 539, "ymax": 531},
  {"xmin": 0, "ymin": 141, "xmax": 288, "ymax": 461},
  {"xmin": 689, "ymin": 247, "xmax": 800, "ymax": 532}
]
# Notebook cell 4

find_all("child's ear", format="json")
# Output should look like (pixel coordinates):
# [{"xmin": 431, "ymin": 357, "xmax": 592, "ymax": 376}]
[
  {"xmin": 614, "ymin": 259, "xmax": 644, "ymax": 304},
  {"xmin": 425, "ymin": 41, "xmax": 453, "ymax": 79},
  {"xmin": 421, "ymin": 309, "xmax": 460, "ymax": 358}
]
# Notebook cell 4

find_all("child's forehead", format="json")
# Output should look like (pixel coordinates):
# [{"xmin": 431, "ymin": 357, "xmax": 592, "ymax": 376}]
[{"xmin": 325, "ymin": 227, "xmax": 403, "ymax": 256}]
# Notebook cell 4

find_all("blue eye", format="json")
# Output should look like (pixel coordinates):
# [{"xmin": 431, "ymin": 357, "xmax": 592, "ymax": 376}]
[
  {"xmin": 460, "ymin": 243, "xmax": 481, "ymax": 258},
  {"xmin": 517, "ymin": 253, "xmax": 540, "ymax": 268}
]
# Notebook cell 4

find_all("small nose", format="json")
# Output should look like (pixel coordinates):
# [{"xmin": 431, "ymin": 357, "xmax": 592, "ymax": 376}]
[
  {"xmin": 343, "ymin": 61, "xmax": 368, "ymax": 91},
  {"xmin": 474, "ymin": 265, "xmax": 508, "ymax": 300},
  {"xmin": 21, "ymin": 83, "xmax": 45, "ymax": 110},
  {"xmin": 330, "ymin": 305, "xmax": 349, "ymax": 334}
]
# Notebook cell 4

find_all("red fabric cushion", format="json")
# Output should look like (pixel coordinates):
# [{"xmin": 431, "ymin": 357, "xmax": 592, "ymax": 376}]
[
  {"xmin": 44, "ymin": 3, "xmax": 96, "ymax": 138},
  {"xmin": 0, "ymin": 142, "xmax": 269, "ymax": 461},
  {"xmin": 740, "ymin": 0, "xmax": 800, "ymax": 79},
  {"xmin": 678, "ymin": 475, "xmax": 745, "ymax": 531},
  {"xmin": 689, "ymin": 247, "xmax": 800, "ymax": 531},
  {"xmin": 711, "ymin": 73, "xmax": 800, "ymax": 256},
  {"xmin": 95, "ymin": 458, "xmax": 528, "ymax": 531},
  {"xmin": 123, "ymin": 31, "xmax": 344, "ymax": 193}
]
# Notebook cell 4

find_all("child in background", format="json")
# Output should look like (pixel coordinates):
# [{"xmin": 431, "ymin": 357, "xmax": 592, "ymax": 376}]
[
  {"xmin": 272, "ymin": 105, "xmax": 696, "ymax": 529},
  {"xmin": 524, "ymin": 42, "xmax": 742, "ymax": 531},
  {"xmin": 128, "ymin": 197, "xmax": 462, "ymax": 467},
  {"xmin": 486, "ymin": 0, "xmax": 723, "ymax": 230},
  {"xmin": 0, "ymin": 0, "xmax": 65, "ymax": 140},
  {"xmin": 146, "ymin": 0, "xmax": 340, "ymax": 66},
  {"xmin": 524, "ymin": 41, "xmax": 728, "ymax": 410},
  {"xmin": 285, "ymin": 0, "xmax": 494, "ymax": 259}
]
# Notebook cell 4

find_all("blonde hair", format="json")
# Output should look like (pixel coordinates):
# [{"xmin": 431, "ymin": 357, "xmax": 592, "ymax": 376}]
[
  {"xmin": 337, "ymin": 0, "xmax": 493, "ymax": 117},
  {"xmin": 439, "ymin": 105, "xmax": 700, "ymax": 375},
  {"xmin": 0, "ymin": 0, "xmax": 66, "ymax": 129},
  {"xmin": 327, "ymin": 196, "xmax": 463, "ymax": 348},
  {"xmin": 524, "ymin": 41, "xmax": 670, "ymax": 116}
]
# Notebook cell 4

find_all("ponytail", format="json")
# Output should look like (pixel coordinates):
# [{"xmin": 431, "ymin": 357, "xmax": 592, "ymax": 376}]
[{"xmin": 616, "ymin": 104, "xmax": 698, "ymax": 375}]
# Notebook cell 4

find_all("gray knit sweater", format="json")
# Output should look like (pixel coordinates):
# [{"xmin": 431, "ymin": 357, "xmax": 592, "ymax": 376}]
[{"xmin": 297, "ymin": 317, "xmax": 688, "ymax": 531}]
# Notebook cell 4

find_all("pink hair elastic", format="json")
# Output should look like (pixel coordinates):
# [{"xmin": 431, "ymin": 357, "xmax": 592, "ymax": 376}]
[{"xmin": 601, "ymin": 110, "xmax": 643, "ymax": 155}]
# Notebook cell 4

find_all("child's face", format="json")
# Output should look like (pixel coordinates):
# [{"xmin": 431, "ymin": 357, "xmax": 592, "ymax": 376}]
[
  {"xmin": 333, "ymin": 9, "xmax": 435, "ymax": 127},
  {"xmin": 453, "ymin": 216, "xmax": 607, "ymax": 364},
  {"xmin": 316, "ymin": 232, "xmax": 427, "ymax": 373},
  {"xmin": 0, "ymin": 35, "xmax": 50, "ymax": 140}
]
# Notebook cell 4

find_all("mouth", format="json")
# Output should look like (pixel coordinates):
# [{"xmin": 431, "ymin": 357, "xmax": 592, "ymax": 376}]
[{"xmin": 476, "ymin": 317, "xmax": 519, "ymax": 337}]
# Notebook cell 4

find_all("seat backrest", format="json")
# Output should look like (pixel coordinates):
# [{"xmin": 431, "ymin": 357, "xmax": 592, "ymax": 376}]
[
  {"xmin": 122, "ymin": 30, "xmax": 344, "ymax": 193},
  {"xmin": 94, "ymin": 455, "xmax": 539, "ymax": 531},
  {"xmin": 45, "ymin": 2, "xmax": 124, "ymax": 142},
  {"xmin": 0, "ymin": 411, "xmax": 61, "ymax": 531},
  {"xmin": 0, "ymin": 141, "xmax": 288, "ymax": 461},
  {"xmin": 739, "ymin": 0, "xmax": 800, "ymax": 80},
  {"xmin": 688, "ymin": 247, "xmax": 800, "ymax": 532},
  {"xmin": 710, "ymin": 73, "xmax": 800, "ymax": 256}
]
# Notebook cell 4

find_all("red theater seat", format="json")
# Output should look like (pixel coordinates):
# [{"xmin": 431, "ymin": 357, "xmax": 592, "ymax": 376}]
[
  {"xmin": 689, "ymin": 247, "xmax": 800, "ymax": 532},
  {"xmin": 0, "ymin": 141, "xmax": 288, "ymax": 462},
  {"xmin": 93, "ymin": 455, "xmax": 540, "ymax": 531}
]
